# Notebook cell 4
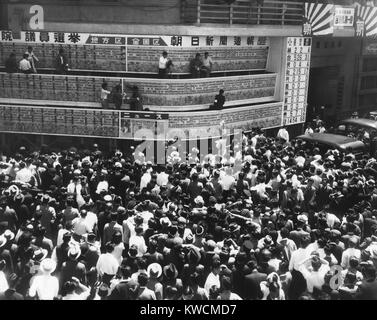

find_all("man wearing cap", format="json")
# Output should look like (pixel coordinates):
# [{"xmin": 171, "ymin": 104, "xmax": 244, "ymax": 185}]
[
  {"xmin": 147, "ymin": 263, "xmax": 163, "ymax": 300},
  {"xmin": 60, "ymin": 245, "xmax": 86, "ymax": 287}
]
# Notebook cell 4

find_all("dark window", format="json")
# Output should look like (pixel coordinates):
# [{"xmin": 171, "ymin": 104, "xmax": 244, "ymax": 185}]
[{"xmin": 363, "ymin": 58, "xmax": 377, "ymax": 72}]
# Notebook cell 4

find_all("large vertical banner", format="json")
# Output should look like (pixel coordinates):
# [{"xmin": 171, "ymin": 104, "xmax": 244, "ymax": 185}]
[
  {"xmin": 282, "ymin": 37, "xmax": 312, "ymax": 126},
  {"xmin": 355, "ymin": 3, "xmax": 377, "ymax": 37},
  {"xmin": 303, "ymin": 3, "xmax": 334, "ymax": 36}
]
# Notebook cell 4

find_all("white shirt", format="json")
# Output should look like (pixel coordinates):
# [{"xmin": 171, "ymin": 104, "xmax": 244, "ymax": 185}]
[
  {"xmin": 112, "ymin": 242, "xmax": 125, "ymax": 265},
  {"xmin": 62, "ymin": 290, "xmax": 90, "ymax": 300},
  {"xmin": 156, "ymin": 172, "xmax": 169, "ymax": 186},
  {"xmin": 96, "ymin": 253, "xmax": 120, "ymax": 276},
  {"xmin": 277, "ymin": 128, "xmax": 289, "ymax": 142},
  {"xmin": 19, "ymin": 58, "xmax": 31, "ymax": 71},
  {"xmin": 204, "ymin": 272, "xmax": 220, "ymax": 295},
  {"xmin": 85, "ymin": 211, "xmax": 98, "ymax": 232},
  {"xmin": 129, "ymin": 235, "xmax": 147, "ymax": 257},
  {"xmin": 72, "ymin": 217, "xmax": 91, "ymax": 236},
  {"xmin": 220, "ymin": 175, "xmax": 235, "ymax": 191},
  {"xmin": 299, "ymin": 264, "xmax": 330, "ymax": 293},
  {"xmin": 140, "ymin": 172, "xmax": 151, "ymax": 191},
  {"xmin": 0, "ymin": 271, "xmax": 9, "ymax": 293},
  {"xmin": 96, "ymin": 180, "xmax": 109, "ymax": 194},
  {"xmin": 289, "ymin": 247, "xmax": 311, "ymax": 272},
  {"xmin": 56, "ymin": 228, "xmax": 70, "ymax": 247},
  {"xmin": 101, "ymin": 88, "xmax": 111, "ymax": 100},
  {"xmin": 341, "ymin": 248, "xmax": 361, "ymax": 269},
  {"xmin": 159, "ymin": 56, "xmax": 168, "ymax": 69},
  {"xmin": 15, "ymin": 167, "xmax": 34, "ymax": 184},
  {"xmin": 29, "ymin": 275, "xmax": 59, "ymax": 300}
]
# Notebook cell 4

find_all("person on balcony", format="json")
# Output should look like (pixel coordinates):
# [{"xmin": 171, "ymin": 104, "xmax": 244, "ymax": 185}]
[
  {"xmin": 158, "ymin": 51, "xmax": 172, "ymax": 79},
  {"xmin": 129, "ymin": 86, "xmax": 143, "ymax": 111},
  {"xmin": 19, "ymin": 54, "xmax": 32, "ymax": 74},
  {"xmin": 190, "ymin": 53, "xmax": 203, "ymax": 78},
  {"xmin": 201, "ymin": 52, "xmax": 213, "ymax": 78},
  {"xmin": 25, "ymin": 46, "xmax": 39, "ymax": 74},
  {"xmin": 5, "ymin": 53, "xmax": 18, "ymax": 74},
  {"xmin": 210, "ymin": 89, "xmax": 225, "ymax": 110},
  {"xmin": 55, "ymin": 49, "xmax": 69, "ymax": 75},
  {"xmin": 100, "ymin": 83, "xmax": 111, "ymax": 109}
]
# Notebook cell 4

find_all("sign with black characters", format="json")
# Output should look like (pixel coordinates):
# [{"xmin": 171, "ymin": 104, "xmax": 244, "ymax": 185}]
[
  {"xmin": 282, "ymin": 37, "xmax": 312, "ymax": 126},
  {"xmin": 0, "ymin": 31, "xmax": 269, "ymax": 49}
]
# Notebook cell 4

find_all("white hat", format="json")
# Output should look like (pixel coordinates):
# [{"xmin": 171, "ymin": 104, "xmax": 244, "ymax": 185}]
[
  {"xmin": 297, "ymin": 215, "xmax": 308, "ymax": 224},
  {"xmin": 40, "ymin": 258, "xmax": 56, "ymax": 274},
  {"xmin": 194, "ymin": 196, "xmax": 204, "ymax": 205},
  {"xmin": 160, "ymin": 217, "xmax": 171, "ymax": 226},
  {"xmin": 147, "ymin": 263, "xmax": 162, "ymax": 279},
  {"xmin": 3, "ymin": 230, "xmax": 15, "ymax": 241}
]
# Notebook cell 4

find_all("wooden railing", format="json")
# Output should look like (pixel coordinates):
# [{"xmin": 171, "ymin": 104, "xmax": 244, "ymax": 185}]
[{"xmin": 181, "ymin": 0, "xmax": 304, "ymax": 25}]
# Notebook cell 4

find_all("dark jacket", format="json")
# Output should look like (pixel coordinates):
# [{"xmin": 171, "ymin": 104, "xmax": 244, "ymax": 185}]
[
  {"xmin": 109, "ymin": 278, "xmax": 139, "ymax": 300},
  {"xmin": 55, "ymin": 53, "xmax": 69, "ymax": 74},
  {"xmin": 243, "ymin": 270, "xmax": 267, "ymax": 300},
  {"xmin": 356, "ymin": 279, "xmax": 377, "ymax": 300}
]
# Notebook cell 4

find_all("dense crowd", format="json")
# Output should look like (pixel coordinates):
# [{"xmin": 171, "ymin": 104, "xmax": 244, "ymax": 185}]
[{"xmin": 1, "ymin": 120, "xmax": 377, "ymax": 300}]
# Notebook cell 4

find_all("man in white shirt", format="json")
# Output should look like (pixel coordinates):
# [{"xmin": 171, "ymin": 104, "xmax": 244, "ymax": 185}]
[
  {"xmin": 158, "ymin": 51, "xmax": 169, "ymax": 79},
  {"xmin": 15, "ymin": 162, "xmax": 35, "ymax": 185},
  {"xmin": 19, "ymin": 54, "xmax": 32, "ymax": 74},
  {"xmin": 298, "ymin": 255, "xmax": 330, "ymax": 294},
  {"xmin": 202, "ymin": 52, "xmax": 213, "ymax": 78},
  {"xmin": 96, "ymin": 242, "xmax": 120, "ymax": 279},
  {"xmin": 29, "ymin": 258, "xmax": 59, "ymax": 300},
  {"xmin": 289, "ymin": 235, "xmax": 311, "ymax": 272},
  {"xmin": 72, "ymin": 210, "xmax": 91, "ymax": 237},
  {"xmin": 341, "ymin": 237, "xmax": 361, "ymax": 269},
  {"xmin": 204, "ymin": 261, "xmax": 221, "ymax": 295},
  {"xmin": 277, "ymin": 126, "xmax": 289, "ymax": 143},
  {"xmin": 129, "ymin": 226, "xmax": 147, "ymax": 257}
]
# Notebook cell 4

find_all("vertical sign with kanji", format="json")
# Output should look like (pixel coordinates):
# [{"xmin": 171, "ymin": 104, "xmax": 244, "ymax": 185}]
[{"xmin": 282, "ymin": 37, "xmax": 312, "ymax": 126}]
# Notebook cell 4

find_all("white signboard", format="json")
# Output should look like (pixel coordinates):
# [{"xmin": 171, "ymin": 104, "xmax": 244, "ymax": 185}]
[
  {"xmin": 282, "ymin": 37, "xmax": 312, "ymax": 126},
  {"xmin": 333, "ymin": 7, "xmax": 355, "ymax": 27}
]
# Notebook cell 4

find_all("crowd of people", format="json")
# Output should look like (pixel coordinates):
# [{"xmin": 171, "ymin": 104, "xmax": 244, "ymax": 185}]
[{"xmin": 0, "ymin": 122, "xmax": 377, "ymax": 300}]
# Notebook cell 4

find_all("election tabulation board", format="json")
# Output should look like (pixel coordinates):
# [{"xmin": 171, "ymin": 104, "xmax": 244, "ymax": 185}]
[
  {"xmin": 282, "ymin": 37, "xmax": 312, "ymax": 126},
  {"xmin": 119, "ymin": 112, "xmax": 169, "ymax": 140},
  {"xmin": 0, "ymin": 105, "xmax": 119, "ymax": 138}
]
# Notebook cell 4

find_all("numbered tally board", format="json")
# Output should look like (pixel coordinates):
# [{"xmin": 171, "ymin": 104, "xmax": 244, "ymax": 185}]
[
  {"xmin": 0, "ymin": 105, "xmax": 119, "ymax": 138},
  {"xmin": 282, "ymin": 37, "xmax": 312, "ymax": 126}
]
